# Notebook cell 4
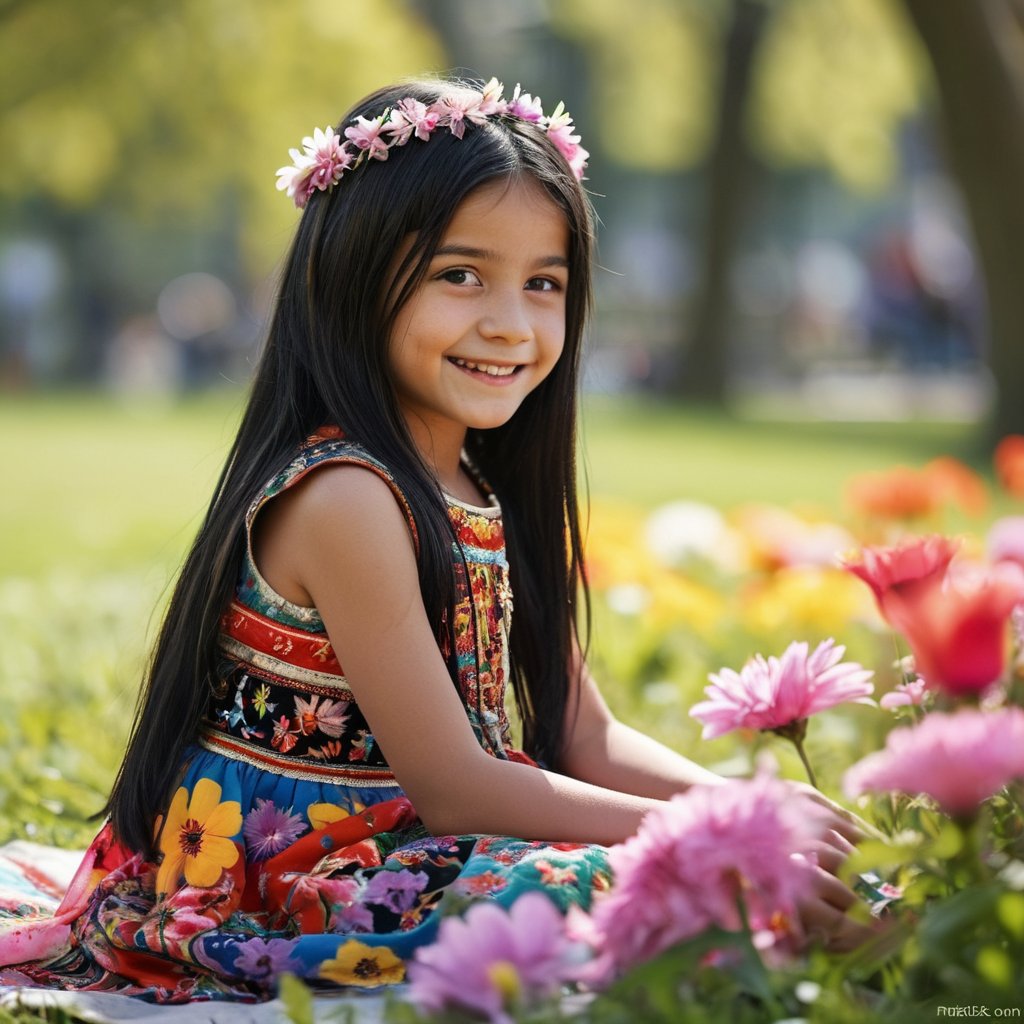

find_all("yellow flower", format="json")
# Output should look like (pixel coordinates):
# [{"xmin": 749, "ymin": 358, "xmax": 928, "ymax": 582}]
[
  {"xmin": 155, "ymin": 778, "xmax": 242, "ymax": 895},
  {"xmin": 308, "ymin": 801, "xmax": 365, "ymax": 830},
  {"xmin": 319, "ymin": 940, "xmax": 405, "ymax": 988}
]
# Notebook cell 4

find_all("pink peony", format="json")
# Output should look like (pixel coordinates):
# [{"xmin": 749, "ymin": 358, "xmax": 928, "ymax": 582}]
[
  {"xmin": 879, "ymin": 678, "xmax": 929, "ymax": 710},
  {"xmin": 842, "ymin": 535, "xmax": 960, "ymax": 610},
  {"xmin": 690, "ymin": 639, "xmax": 874, "ymax": 740},
  {"xmin": 576, "ymin": 776, "xmax": 821, "ymax": 982},
  {"xmin": 408, "ymin": 892, "xmax": 577, "ymax": 1024},
  {"xmin": 988, "ymin": 516, "xmax": 1024, "ymax": 570},
  {"xmin": 883, "ymin": 561, "xmax": 1024, "ymax": 697},
  {"xmin": 344, "ymin": 115, "xmax": 390, "ymax": 160},
  {"xmin": 844, "ymin": 707, "xmax": 1024, "ymax": 816}
]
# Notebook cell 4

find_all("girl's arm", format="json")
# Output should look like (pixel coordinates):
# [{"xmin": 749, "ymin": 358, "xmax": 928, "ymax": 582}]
[
  {"xmin": 559, "ymin": 652, "xmax": 726, "ymax": 799},
  {"xmin": 261, "ymin": 465, "xmax": 662, "ymax": 846}
]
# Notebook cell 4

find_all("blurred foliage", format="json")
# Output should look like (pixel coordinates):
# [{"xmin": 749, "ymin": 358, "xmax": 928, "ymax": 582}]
[
  {"xmin": 554, "ymin": 0, "xmax": 924, "ymax": 190},
  {"xmin": 751, "ymin": 0, "xmax": 925, "ymax": 191},
  {"xmin": 0, "ymin": 0, "xmax": 445, "ymax": 270}
]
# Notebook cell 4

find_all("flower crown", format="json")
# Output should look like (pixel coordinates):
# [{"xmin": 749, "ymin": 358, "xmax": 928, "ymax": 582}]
[{"xmin": 275, "ymin": 78, "xmax": 588, "ymax": 210}]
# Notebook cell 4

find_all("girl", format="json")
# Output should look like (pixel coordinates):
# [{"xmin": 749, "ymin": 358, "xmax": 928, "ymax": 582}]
[{"xmin": 0, "ymin": 75, "xmax": 869, "ymax": 1002}]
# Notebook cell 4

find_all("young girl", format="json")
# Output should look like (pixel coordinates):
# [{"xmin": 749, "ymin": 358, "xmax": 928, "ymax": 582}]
[{"xmin": 0, "ymin": 75, "xmax": 869, "ymax": 1002}]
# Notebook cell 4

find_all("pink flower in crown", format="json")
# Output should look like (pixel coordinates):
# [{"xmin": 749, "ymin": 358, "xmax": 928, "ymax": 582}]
[
  {"xmin": 433, "ymin": 88, "xmax": 487, "ymax": 139},
  {"xmin": 574, "ymin": 776, "xmax": 822, "ymax": 983},
  {"xmin": 506, "ymin": 84, "xmax": 544, "ymax": 123},
  {"xmin": 408, "ymin": 892, "xmax": 579, "ymax": 1024},
  {"xmin": 477, "ymin": 77, "xmax": 508, "ymax": 117},
  {"xmin": 344, "ymin": 115, "xmax": 390, "ymax": 161},
  {"xmin": 544, "ymin": 101, "xmax": 589, "ymax": 180},
  {"xmin": 384, "ymin": 98, "xmax": 441, "ymax": 145},
  {"xmin": 844, "ymin": 706, "xmax": 1024, "ymax": 817},
  {"xmin": 275, "ymin": 126, "xmax": 353, "ymax": 209},
  {"xmin": 690, "ymin": 639, "xmax": 874, "ymax": 740}
]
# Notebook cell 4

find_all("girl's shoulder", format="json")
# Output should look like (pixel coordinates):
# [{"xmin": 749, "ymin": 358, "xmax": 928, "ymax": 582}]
[{"xmin": 248, "ymin": 426, "xmax": 418, "ymax": 548}]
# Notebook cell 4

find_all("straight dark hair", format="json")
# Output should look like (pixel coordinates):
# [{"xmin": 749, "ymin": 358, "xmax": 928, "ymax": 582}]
[{"xmin": 106, "ymin": 77, "xmax": 594, "ymax": 857}]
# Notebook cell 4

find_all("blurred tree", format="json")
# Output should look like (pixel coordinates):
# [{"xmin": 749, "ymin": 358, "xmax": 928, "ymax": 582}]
[
  {"xmin": 901, "ymin": 0, "xmax": 1024, "ymax": 441},
  {"xmin": 0, "ymin": 0, "xmax": 444, "ymax": 364},
  {"xmin": 555, "ymin": 0, "xmax": 924, "ymax": 401}
]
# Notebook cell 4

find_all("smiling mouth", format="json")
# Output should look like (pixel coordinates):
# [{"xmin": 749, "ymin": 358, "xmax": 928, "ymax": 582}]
[{"xmin": 448, "ymin": 357, "xmax": 523, "ymax": 378}]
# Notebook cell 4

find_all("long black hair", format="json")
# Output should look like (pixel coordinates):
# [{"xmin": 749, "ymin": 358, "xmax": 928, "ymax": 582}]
[{"xmin": 106, "ymin": 76, "xmax": 594, "ymax": 856}]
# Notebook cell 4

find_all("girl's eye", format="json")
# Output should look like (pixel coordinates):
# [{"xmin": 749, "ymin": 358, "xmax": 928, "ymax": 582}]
[
  {"xmin": 525, "ymin": 277, "xmax": 562, "ymax": 293},
  {"xmin": 438, "ymin": 268, "xmax": 481, "ymax": 286}
]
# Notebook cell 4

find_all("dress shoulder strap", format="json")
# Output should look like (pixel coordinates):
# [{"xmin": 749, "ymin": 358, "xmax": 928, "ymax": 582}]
[{"xmin": 245, "ymin": 426, "xmax": 420, "ymax": 556}]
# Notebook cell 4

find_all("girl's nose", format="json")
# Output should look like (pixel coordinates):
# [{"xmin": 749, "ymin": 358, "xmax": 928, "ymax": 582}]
[{"xmin": 478, "ymin": 291, "xmax": 533, "ymax": 344}]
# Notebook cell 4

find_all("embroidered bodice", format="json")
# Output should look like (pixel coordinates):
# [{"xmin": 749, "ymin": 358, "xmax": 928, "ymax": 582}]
[{"xmin": 201, "ymin": 430, "xmax": 529, "ymax": 786}]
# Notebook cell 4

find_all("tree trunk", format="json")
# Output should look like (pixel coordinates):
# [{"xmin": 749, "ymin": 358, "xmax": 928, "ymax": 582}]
[
  {"xmin": 902, "ymin": 0, "xmax": 1024, "ymax": 442},
  {"xmin": 672, "ymin": 0, "xmax": 770, "ymax": 401}
]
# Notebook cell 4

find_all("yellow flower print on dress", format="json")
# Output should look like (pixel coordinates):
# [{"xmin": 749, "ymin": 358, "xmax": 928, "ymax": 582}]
[
  {"xmin": 319, "ymin": 939, "xmax": 405, "ymax": 987},
  {"xmin": 155, "ymin": 778, "xmax": 243, "ymax": 895},
  {"xmin": 307, "ymin": 801, "xmax": 366, "ymax": 830}
]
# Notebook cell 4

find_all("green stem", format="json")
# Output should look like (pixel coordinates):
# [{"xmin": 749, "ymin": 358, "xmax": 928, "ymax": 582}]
[{"xmin": 791, "ymin": 735, "xmax": 818, "ymax": 790}]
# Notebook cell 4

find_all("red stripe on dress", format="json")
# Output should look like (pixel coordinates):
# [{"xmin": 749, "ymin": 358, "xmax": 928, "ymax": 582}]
[{"xmin": 220, "ymin": 601, "xmax": 343, "ymax": 675}]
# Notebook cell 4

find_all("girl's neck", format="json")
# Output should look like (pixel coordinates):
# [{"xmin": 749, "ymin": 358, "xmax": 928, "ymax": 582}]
[{"xmin": 403, "ymin": 419, "xmax": 477, "ymax": 503}]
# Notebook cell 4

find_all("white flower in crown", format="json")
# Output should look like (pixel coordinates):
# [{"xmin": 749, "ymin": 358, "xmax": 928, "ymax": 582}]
[
  {"xmin": 506, "ymin": 83, "xmax": 544, "ymax": 123},
  {"xmin": 544, "ymin": 101, "xmax": 589, "ymax": 180}
]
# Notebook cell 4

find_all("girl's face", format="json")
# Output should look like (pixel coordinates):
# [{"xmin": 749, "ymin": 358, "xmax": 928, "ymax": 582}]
[{"xmin": 387, "ymin": 178, "xmax": 569, "ymax": 464}]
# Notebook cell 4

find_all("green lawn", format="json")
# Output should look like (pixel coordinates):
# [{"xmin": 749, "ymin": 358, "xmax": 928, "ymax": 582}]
[{"xmin": 0, "ymin": 390, "xmax": 984, "ymax": 578}]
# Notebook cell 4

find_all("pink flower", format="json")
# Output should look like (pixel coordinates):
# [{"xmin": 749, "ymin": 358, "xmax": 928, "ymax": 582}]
[
  {"xmin": 842, "ymin": 535, "xmax": 960, "ymax": 610},
  {"xmin": 408, "ymin": 892, "xmax": 577, "ymax": 1024},
  {"xmin": 576, "ymin": 777, "xmax": 821, "ymax": 982},
  {"xmin": 879, "ymin": 678, "xmax": 929, "ymax": 710},
  {"xmin": 293, "ymin": 694, "xmax": 349, "ymax": 737},
  {"xmin": 477, "ymin": 77, "xmax": 508, "ymax": 117},
  {"xmin": 544, "ymin": 101, "xmax": 589, "ymax": 180},
  {"xmin": 690, "ymin": 639, "xmax": 874, "ymax": 740},
  {"xmin": 384, "ymin": 98, "xmax": 440, "ymax": 144},
  {"xmin": 432, "ymin": 88, "xmax": 486, "ymax": 139},
  {"xmin": 242, "ymin": 799, "xmax": 307, "ymax": 860},
  {"xmin": 344, "ymin": 115, "xmax": 390, "ymax": 160},
  {"xmin": 506, "ymin": 84, "xmax": 545, "ymax": 122},
  {"xmin": 844, "ymin": 707, "xmax": 1024, "ymax": 816},
  {"xmin": 883, "ymin": 561, "xmax": 1024, "ymax": 697},
  {"xmin": 275, "ymin": 126, "xmax": 353, "ymax": 209},
  {"xmin": 988, "ymin": 516, "xmax": 1024, "ymax": 570}
]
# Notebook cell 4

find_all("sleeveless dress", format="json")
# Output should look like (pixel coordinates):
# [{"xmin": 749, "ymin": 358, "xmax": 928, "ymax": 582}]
[{"xmin": 0, "ymin": 429, "xmax": 610, "ymax": 1002}]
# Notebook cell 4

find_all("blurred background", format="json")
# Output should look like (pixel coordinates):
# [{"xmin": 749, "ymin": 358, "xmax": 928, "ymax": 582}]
[
  {"xmin": 3, "ymin": 0, "xmax": 1024, "ymax": 844},
  {"xmin": 3, "ymin": 0, "xmax": 1023, "ymax": 430}
]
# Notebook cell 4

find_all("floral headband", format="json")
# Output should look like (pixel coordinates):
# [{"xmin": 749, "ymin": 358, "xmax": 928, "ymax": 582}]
[{"xmin": 275, "ymin": 78, "xmax": 588, "ymax": 209}]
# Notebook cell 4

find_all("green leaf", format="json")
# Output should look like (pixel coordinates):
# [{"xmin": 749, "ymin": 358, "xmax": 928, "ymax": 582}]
[
  {"xmin": 997, "ymin": 891, "xmax": 1024, "ymax": 940},
  {"xmin": 278, "ymin": 973, "xmax": 314, "ymax": 1024}
]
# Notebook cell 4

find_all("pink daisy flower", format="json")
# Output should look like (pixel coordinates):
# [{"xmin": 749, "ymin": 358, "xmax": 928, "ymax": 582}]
[
  {"xmin": 575, "ymin": 776, "xmax": 821, "ymax": 983},
  {"xmin": 274, "ymin": 126, "xmax": 353, "ymax": 209},
  {"xmin": 844, "ymin": 706, "xmax": 1024, "ymax": 816},
  {"xmin": 408, "ymin": 892, "xmax": 578, "ymax": 1024},
  {"xmin": 384, "ymin": 98, "xmax": 440, "ymax": 145},
  {"xmin": 506, "ymin": 84, "xmax": 545, "ymax": 122},
  {"xmin": 879, "ymin": 678, "xmax": 929, "ymax": 710},
  {"xmin": 690, "ymin": 639, "xmax": 874, "ymax": 740}
]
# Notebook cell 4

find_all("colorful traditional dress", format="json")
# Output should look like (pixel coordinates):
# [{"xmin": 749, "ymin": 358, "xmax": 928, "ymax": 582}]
[{"xmin": 0, "ymin": 429, "xmax": 610, "ymax": 1002}]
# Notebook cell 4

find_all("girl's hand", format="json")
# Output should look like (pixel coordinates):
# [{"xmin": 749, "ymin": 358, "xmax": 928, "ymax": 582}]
[{"xmin": 792, "ymin": 849, "xmax": 879, "ymax": 953}]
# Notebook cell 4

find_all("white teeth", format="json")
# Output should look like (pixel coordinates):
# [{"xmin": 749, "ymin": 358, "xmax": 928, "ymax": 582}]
[{"xmin": 452, "ymin": 358, "xmax": 518, "ymax": 376}]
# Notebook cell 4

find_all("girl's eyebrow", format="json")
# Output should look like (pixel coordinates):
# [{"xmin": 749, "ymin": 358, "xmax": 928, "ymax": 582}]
[{"xmin": 433, "ymin": 243, "xmax": 569, "ymax": 269}]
